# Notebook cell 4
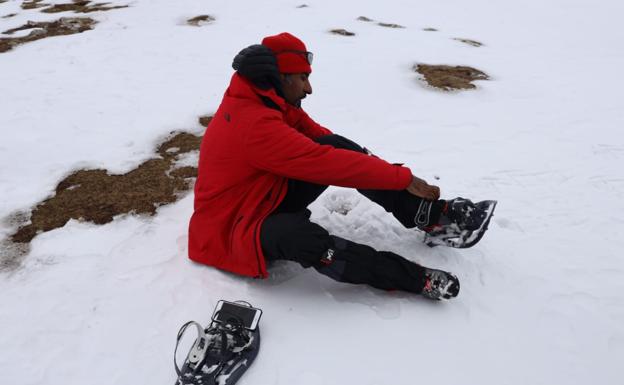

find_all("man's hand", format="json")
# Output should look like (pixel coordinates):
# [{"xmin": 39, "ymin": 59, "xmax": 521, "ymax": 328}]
[{"xmin": 406, "ymin": 175, "xmax": 440, "ymax": 201}]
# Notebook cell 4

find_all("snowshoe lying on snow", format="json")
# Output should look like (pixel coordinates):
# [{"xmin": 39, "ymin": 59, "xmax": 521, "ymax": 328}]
[
  {"xmin": 421, "ymin": 268, "xmax": 460, "ymax": 300},
  {"xmin": 423, "ymin": 198, "xmax": 497, "ymax": 248},
  {"xmin": 174, "ymin": 314, "xmax": 260, "ymax": 385}
]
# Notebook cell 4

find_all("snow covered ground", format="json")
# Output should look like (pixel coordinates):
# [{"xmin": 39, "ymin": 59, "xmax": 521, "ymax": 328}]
[{"xmin": 1, "ymin": 0, "xmax": 623, "ymax": 384}]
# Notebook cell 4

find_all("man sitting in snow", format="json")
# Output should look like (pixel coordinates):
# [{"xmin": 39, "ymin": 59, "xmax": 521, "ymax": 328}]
[{"xmin": 188, "ymin": 32, "xmax": 496, "ymax": 300}]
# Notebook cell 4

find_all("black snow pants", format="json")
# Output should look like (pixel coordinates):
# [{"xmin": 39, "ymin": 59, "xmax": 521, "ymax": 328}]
[{"xmin": 259, "ymin": 134, "xmax": 443, "ymax": 294}]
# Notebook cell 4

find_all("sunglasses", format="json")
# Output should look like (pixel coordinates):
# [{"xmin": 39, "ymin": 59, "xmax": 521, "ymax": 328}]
[{"xmin": 277, "ymin": 50, "xmax": 314, "ymax": 65}]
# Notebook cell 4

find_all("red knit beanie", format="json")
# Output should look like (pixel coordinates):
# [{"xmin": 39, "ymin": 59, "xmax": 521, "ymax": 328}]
[{"xmin": 261, "ymin": 32, "xmax": 312, "ymax": 74}]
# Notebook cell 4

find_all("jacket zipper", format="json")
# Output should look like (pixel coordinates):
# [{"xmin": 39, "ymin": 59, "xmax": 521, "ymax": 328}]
[
  {"xmin": 229, "ymin": 215, "xmax": 244, "ymax": 254},
  {"xmin": 252, "ymin": 181, "xmax": 285, "ymax": 278}
]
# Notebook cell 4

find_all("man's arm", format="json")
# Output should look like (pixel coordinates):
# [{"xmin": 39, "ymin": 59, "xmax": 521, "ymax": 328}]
[
  {"xmin": 244, "ymin": 115, "xmax": 411, "ymax": 190},
  {"xmin": 284, "ymin": 106, "xmax": 333, "ymax": 139}
]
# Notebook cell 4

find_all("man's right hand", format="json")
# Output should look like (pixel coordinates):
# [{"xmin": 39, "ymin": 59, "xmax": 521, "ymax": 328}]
[{"xmin": 406, "ymin": 175, "xmax": 440, "ymax": 201}]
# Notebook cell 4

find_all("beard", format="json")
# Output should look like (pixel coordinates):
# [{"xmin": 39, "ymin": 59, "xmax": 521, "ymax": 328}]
[
  {"xmin": 294, "ymin": 93, "xmax": 307, "ymax": 107},
  {"xmin": 285, "ymin": 93, "xmax": 305, "ymax": 108},
  {"xmin": 287, "ymin": 98, "xmax": 302, "ymax": 108}
]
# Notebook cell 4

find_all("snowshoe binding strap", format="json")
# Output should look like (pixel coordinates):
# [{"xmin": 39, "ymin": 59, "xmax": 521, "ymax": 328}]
[
  {"xmin": 174, "ymin": 321, "xmax": 209, "ymax": 379},
  {"xmin": 174, "ymin": 317, "xmax": 256, "ymax": 385},
  {"xmin": 414, "ymin": 200, "xmax": 433, "ymax": 228}
]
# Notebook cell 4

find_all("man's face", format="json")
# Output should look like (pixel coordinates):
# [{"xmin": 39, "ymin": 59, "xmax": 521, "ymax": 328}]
[{"xmin": 280, "ymin": 73, "xmax": 312, "ymax": 107}]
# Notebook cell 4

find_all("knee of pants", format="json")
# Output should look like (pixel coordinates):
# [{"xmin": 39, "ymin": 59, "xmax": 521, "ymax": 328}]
[
  {"xmin": 260, "ymin": 211, "xmax": 332, "ymax": 267},
  {"xmin": 314, "ymin": 134, "xmax": 366, "ymax": 153}
]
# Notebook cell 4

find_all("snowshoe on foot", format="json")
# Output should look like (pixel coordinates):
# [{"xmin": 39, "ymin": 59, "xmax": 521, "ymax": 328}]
[
  {"xmin": 421, "ymin": 268, "xmax": 460, "ymax": 300},
  {"xmin": 424, "ymin": 198, "xmax": 497, "ymax": 248}
]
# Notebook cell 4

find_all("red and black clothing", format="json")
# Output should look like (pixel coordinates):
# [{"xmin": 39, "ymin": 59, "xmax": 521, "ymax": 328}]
[
  {"xmin": 260, "ymin": 134, "xmax": 430, "ymax": 293},
  {"xmin": 189, "ymin": 73, "xmax": 432, "ymax": 292}
]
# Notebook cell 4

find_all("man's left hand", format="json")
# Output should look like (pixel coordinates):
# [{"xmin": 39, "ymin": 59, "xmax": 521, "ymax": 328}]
[{"xmin": 406, "ymin": 175, "xmax": 440, "ymax": 201}]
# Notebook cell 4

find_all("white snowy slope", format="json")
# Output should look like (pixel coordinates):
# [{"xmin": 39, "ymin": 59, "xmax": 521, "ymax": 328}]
[{"xmin": 1, "ymin": 0, "xmax": 623, "ymax": 384}]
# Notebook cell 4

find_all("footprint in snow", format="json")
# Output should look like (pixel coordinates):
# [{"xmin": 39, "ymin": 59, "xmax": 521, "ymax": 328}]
[{"xmin": 322, "ymin": 190, "xmax": 360, "ymax": 216}]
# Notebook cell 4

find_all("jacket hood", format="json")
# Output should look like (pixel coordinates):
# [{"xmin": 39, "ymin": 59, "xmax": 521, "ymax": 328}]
[{"xmin": 226, "ymin": 73, "xmax": 288, "ymax": 112}]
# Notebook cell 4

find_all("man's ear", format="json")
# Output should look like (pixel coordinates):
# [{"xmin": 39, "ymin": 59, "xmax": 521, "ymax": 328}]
[{"xmin": 281, "ymin": 74, "xmax": 292, "ymax": 85}]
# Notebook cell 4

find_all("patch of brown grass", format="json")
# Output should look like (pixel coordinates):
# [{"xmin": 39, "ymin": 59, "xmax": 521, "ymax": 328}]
[
  {"xmin": 356, "ymin": 16, "xmax": 405, "ymax": 28},
  {"xmin": 10, "ymin": 129, "xmax": 205, "ymax": 246},
  {"xmin": 21, "ymin": 0, "xmax": 48, "ymax": 10},
  {"xmin": 187, "ymin": 15, "xmax": 215, "ymax": 26},
  {"xmin": 453, "ymin": 38, "xmax": 483, "ymax": 47},
  {"xmin": 1, "ymin": 17, "xmax": 96, "ymax": 53},
  {"xmin": 414, "ymin": 64, "xmax": 489, "ymax": 91},
  {"xmin": 156, "ymin": 131, "xmax": 203, "ymax": 159},
  {"xmin": 329, "ymin": 28, "xmax": 355, "ymax": 36},
  {"xmin": 198, "ymin": 115, "xmax": 213, "ymax": 127},
  {"xmin": 378, "ymin": 22, "xmax": 405, "ymax": 29},
  {"xmin": 423, "ymin": 27, "xmax": 438, "ymax": 32},
  {"xmin": 42, "ymin": 1, "xmax": 128, "ymax": 14}
]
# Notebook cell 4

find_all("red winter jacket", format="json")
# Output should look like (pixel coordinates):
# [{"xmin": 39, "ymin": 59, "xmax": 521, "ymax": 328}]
[{"xmin": 188, "ymin": 73, "xmax": 412, "ymax": 278}]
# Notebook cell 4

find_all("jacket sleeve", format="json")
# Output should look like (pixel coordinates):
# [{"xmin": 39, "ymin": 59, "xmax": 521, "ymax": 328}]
[
  {"xmin": 284, "ymin": 105, "xmax": 333, "ymax": 139},
  {"xmin": 244, "ymin": 115, "xmax": 412, "ymax": 190}
]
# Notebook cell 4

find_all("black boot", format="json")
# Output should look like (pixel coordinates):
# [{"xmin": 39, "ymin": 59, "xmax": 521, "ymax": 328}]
[{"xmin": 421, "ymin": 268, "xmax": 460, "ymax": 300}]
